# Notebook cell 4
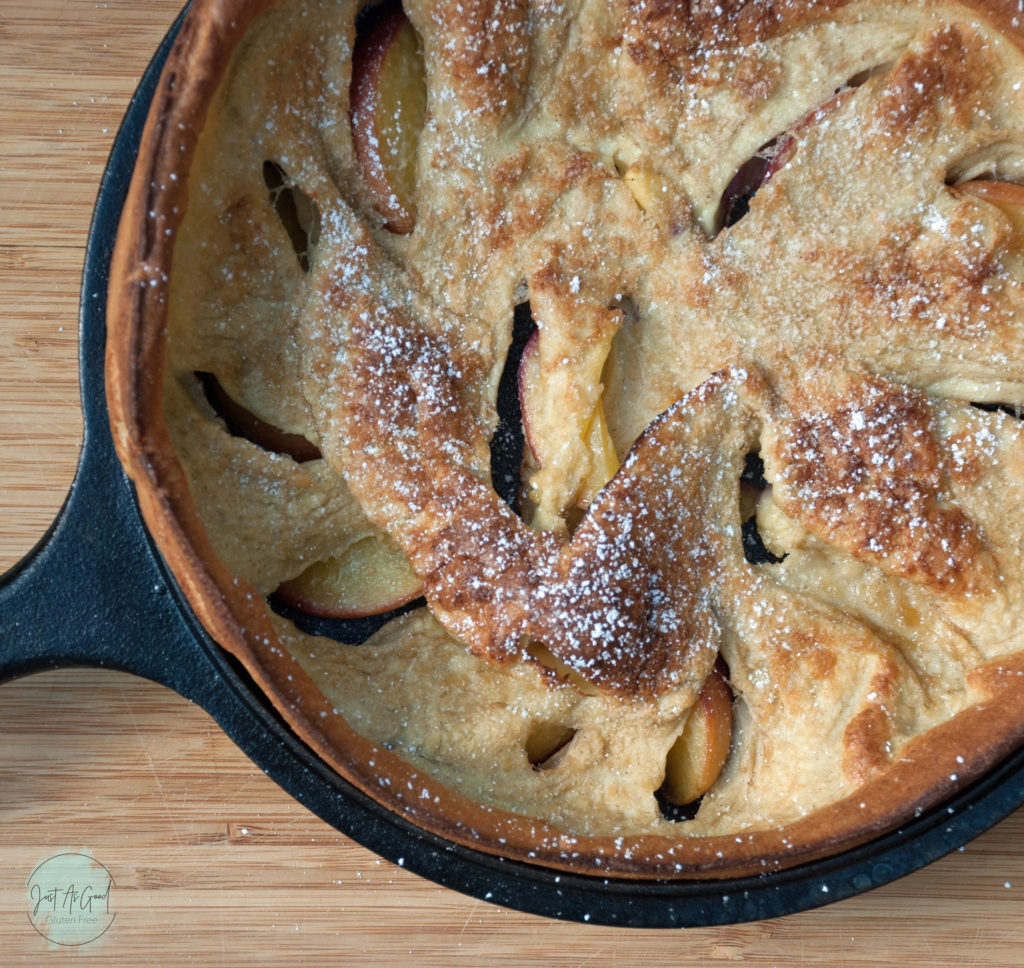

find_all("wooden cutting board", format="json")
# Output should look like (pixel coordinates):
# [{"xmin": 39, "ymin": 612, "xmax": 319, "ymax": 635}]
[{"xmin": 2, "ymin": 2, "xmax": 1024, "ymax": 964}]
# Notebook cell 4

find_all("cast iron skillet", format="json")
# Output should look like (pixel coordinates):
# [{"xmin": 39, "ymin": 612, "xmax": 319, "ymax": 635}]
[{"xmin": 3, "ymin": 12, "xmax": 1024, "ymax": 929}]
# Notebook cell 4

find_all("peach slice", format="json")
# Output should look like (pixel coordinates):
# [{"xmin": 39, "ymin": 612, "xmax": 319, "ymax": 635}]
[
  {"xmin": 198, "ymin": 372, "xmax": 321, "ymax": 463},
  {"xmin": 623, "ymin": 160, "xmax": 668, "ymax": 215},
  {"xmin": 526, "ymin": 642, "xmax": 601, "ymax": 696},
  {"xmin": 275, "ymin": 535, "xmax": 423, "ymax": 619},
  {"xmin": 661, "ymin": 663, "xmax": 733, "ymax": 806},
  {"xmin": 350, "ymin": 2, "xmax": 426, "ymax": 234},
  {"xmin": 576, "ymin": 398, "xmax": 619, "ymax": 507},
  {"xmin": 622, "ymin": 160, "xmax": 680, "ymax": 232},
  {"xmin": 956, "ymin": 180, "xmax": 1024, "ymax": 237},
  {"xmin": 517, "ymin": 330, "xmax": 620, "ymax": 510}
]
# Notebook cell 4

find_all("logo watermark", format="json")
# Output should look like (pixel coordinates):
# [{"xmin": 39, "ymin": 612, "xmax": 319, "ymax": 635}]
[{"xmin": 26, "ymin": 852, "xmax": 115, "ymax": 947}]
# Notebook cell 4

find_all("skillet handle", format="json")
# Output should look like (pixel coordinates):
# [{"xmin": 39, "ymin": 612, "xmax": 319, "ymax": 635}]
[{"xmin": 0, "ymin": 424, "xmax": 207, "ymax": 693}]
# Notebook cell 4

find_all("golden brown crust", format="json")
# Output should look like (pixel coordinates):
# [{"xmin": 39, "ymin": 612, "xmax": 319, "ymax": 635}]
[
  {"xmin": 422, "ymin": 0, "xmax": 531, "ymax": 117},
  {"xmin": 108, "ymin": 0, "xmax": 1024, "ymax": 879},
  {"xmin": 766, "ymin": 368, "xmax": 993, "ymax": 593},
  {"xmin": 626, "ymin": 0, "xmax": 854, "ymax": 72}
]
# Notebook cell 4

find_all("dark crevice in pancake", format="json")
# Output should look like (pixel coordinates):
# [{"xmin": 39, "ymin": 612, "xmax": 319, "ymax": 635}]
[
  {"xmin": 716, "ymin": 136, "xmax": 791, "ymax": 231},
  {"xmin": 654, "ymin": 787, "xmax": 703, "ymax": 823},
  {"xmin": 263, "ymin": 160, "xmax": 320, "ymax": 272},
  {"xmin": 740, "ymin": 452, "xmax": 786, "ymax": 566},
  {"xmin": 971, "ymin": 400, "xmax": 1024, "ymax": 419},
  {"xmin": 196, "ymin": 371, "xmax": 322, "ymax": 462},
  {"xmin": 525, "ymin": 722, "xmax": 577, "ymax": 769},
  {"xmin": 267, "ymin": 592, "xmax": 426, "ymax": 645},
  {"xmin": 490, "ymin": 301, "xmax": 535, "ymax": 514}
]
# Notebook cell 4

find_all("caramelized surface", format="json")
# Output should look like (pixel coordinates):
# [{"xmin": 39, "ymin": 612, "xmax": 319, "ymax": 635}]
[{"xmin": 112, "ymin": 0, "xmax": 1024, "ymax": 871}]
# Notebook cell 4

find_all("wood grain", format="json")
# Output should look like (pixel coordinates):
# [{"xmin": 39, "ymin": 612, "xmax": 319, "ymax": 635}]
[{"xmin": 2, "ymin": 1, "xmax": 1024, "ymax": 964}]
